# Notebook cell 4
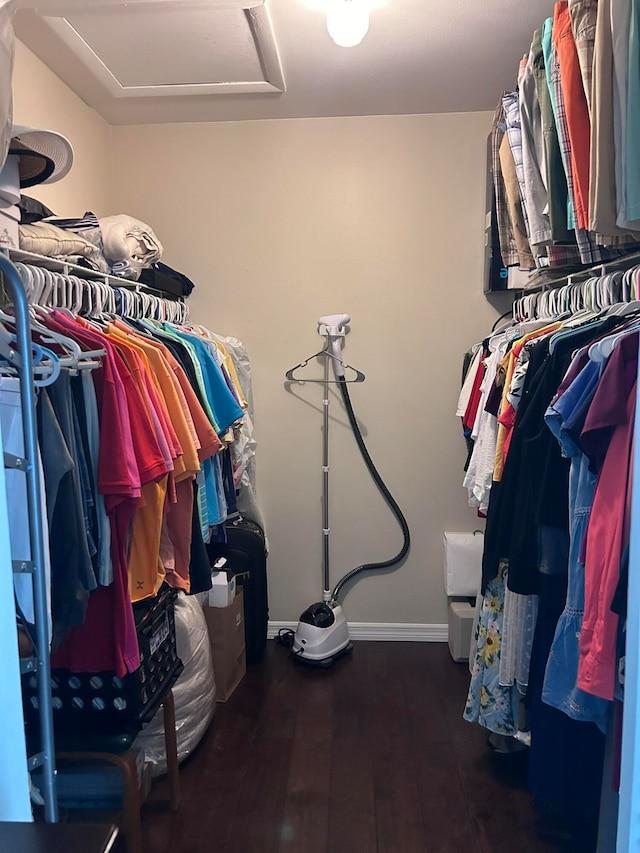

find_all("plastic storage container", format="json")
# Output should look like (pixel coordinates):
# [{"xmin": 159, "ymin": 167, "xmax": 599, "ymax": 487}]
[
  {"xmin": 448, "ymin": 600, "xmax": 475, "ymax": 663},
  {"xmin": 23, "ymin": 586, "xmax": 182, "ymax": 733}
]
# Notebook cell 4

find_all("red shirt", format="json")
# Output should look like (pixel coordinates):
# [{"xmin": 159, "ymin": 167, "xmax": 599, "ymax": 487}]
[{"xmin": 48, "ymin": 315, "xmax": 143, "ymax": 676}]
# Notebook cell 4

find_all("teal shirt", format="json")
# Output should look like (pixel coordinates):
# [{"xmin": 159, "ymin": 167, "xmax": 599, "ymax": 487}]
[{"xmin": 164, "ymin": 325, "xmax": 244, "ymax": 435}]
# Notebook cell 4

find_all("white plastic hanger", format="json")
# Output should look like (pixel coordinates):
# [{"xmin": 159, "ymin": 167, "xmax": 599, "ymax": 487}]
[
  {"xmin": 0, "ymin": 267, "xmax": 80, "ymax": 372},
  {"xmin": 606, "ymin": 267, "xmax": 640, "ymax": 316},
  {"xmin": 588, "ymin": 317, "xmax": 640, "ymax": 363},
  {"xmin": 14, "ymin": 263, "xmax": 34, "ymax": 302},
  {"xmin": 49, "ymin": 271, "xmax": 77, "ymax": 319},
  {"xmin": 30, "ymin": 295, "xmax": 105, "ymax": 371},
  {"xmin": 0, "ymin": 323, "xmax": 61, "ymax": 387}
]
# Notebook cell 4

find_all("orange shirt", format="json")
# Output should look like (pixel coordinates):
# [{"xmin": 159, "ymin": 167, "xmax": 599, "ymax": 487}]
[
  {"xmin": 153, "ymin": 339, "xmax": 222, "ymax": 461},
  {"xmin": 129, "ymin": 476, "xmax": 169, "ymax": 601},
  {"xmin": 111, "ymin": 321, "xmax": 200, "ymax": 479},
  {"xmin": 104, "ymin": 331, "xmax": 174, "ymax": 601},
  {"xmin": 106, "ymin": 326, "xmax": 185, "ymax": 478}
]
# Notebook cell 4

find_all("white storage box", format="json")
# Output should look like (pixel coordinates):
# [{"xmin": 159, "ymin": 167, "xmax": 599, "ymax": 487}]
[
  {"xmin": 0, "ymin": 154, "xmax": 20, "ymax": 205},
  {"xmin": 443, "ymin": 531, "xmax": 483, "ymax": 596},
  {"xmin": 0, "ymin": 154, "xmax": 21, "ymax": 250},
  {"xmin": 448, "ymin": 601, "xmax": 475, "ymax": 663},
  {"xmin": 208, "ymin": 569, "xmax": 236, "ymax": 608},
  {"xmin": 0, "ymin": 204, "xmax": 19, "ymax": 249}
]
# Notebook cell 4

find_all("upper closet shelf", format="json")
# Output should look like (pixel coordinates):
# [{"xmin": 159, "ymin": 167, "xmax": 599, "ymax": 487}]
[
  {"xmin": 5, "ymin": 249, "xmax": 183, "ymax": 299},
  {"xmin": 519, "ymin": 249, "xmax": 640, "ymax": 295}
]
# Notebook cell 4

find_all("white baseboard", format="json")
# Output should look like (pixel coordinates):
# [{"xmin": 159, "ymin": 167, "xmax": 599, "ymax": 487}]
[{"xmin": 267, "ymin": 621, "xmax": 448, "ymax": 642}]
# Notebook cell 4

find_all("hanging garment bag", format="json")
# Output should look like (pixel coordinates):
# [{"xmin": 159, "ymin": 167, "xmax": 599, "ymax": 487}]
[{"xmin": 207, "ymin": 520, "xmax": 268, "ymax": 664}]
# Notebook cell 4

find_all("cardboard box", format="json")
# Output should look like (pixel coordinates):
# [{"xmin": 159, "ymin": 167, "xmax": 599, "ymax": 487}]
[
  {"xmin": 140, "ymin": 761, "xmax": 152, "ymax": 804},
  {"xmin": 203, "ymin": 588, "xmax": 246, "ymax": 702}
]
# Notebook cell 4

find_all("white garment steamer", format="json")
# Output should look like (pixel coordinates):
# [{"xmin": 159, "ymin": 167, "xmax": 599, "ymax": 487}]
[{"xmin": 285, "ymin": 314, "xmax": 410, "ymax": 666}]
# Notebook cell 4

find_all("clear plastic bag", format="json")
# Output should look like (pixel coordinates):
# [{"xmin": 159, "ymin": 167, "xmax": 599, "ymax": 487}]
[{"xmin": 134, "ymin": 592, "xmax": 216, "ymax": 777}]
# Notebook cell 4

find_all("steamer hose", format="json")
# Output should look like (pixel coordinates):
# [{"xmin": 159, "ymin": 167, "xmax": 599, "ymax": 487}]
[{"xmin": 331, "ymin": 376, "xmax": 411, "ymax": 602}]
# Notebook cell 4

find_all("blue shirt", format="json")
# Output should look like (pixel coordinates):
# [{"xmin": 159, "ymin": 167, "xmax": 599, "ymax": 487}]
[{"xmin": 165, "ymin": 326, "xmax": 244, "ymax": 435}]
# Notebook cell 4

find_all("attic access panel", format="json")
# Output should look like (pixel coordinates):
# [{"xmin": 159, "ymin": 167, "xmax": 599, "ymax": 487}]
[{"xmin": 15, "ymin": 0, "xmax": 286, "ymax": 98}]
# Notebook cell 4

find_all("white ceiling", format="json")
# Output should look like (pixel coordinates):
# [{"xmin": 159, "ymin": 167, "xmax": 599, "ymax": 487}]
[
  {"xmin": 65, "ymin": 6, "xmax": 265, "ymax": 87},
  {"xmin": 16, "ymin": 0, "xmax": 555, "ymax": 125}
]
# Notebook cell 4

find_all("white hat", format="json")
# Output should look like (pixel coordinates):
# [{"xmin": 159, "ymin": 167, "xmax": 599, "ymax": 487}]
[{"xmin": 9, "ymin": 124, "xmax": 74, "ymax": 187}]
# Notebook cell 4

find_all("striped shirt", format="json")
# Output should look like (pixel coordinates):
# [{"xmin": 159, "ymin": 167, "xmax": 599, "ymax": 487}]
[
  {"xmin": 550, "ymin": 29, "xmax": 620, "ymax": 264},
  {"xmin": 492, "ymin": 101, "xmax": 519, "ymax": 267}
]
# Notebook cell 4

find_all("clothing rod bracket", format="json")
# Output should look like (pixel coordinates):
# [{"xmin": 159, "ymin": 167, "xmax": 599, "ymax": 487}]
[
  {"xmin": 28, "ymin": 753, "xmax": 45, "ymax": 772},
  {"xmin": 4, "ymin": 452, "xmax": 26, "ymax": 469}
]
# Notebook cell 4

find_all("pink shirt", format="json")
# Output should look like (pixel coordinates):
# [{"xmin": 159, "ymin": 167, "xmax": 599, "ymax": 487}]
[
  {"xmin": 578, "ymin": 372, "xmax": 636, "ymax": 700},
  {"xmin": 47, "ymin": 315, "xmax": 143, "ymax": 676}
]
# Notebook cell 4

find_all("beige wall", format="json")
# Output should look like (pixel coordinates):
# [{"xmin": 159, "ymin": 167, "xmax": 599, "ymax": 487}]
[
  {"xmin": 11, "ymin": 43, "xmax": 499, "ymax": 625},
  {"xmin": 112, "ymin": 113, "xmax": 498, "ymax": 626},
  {"xmin": 12, "ymin": 41, "xmax": 112, "ymax": 217}
]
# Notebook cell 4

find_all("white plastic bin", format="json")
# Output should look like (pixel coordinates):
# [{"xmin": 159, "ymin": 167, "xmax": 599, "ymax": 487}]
[{"xmin": 448, "ymin": 600, "xmax": 475, "ymax": 662}]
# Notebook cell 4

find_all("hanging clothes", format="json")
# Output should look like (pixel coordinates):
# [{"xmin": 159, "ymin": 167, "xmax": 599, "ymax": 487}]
[
  {"xmin": 503, "ymin": 86, "xmax": 550, "ymax": 270},
  {"xmin": 499, "ymin": 133, "xmax": 536, "ymax": 269},
  {"xmin": 578, "ymin": 341, "xmax": 637, "ymax": 700},
  {"xmin": 464, "ymin": 560, "xmax": 520, "ymax": 735},
  {"xmin": 459, "ymin": 265, "xmax": 640, "ymax": 850},
  {"xmin": 0, "ymin": 266, "xmax": 251, "ymax": 677},
  {"xmin": 542, "ymin": 15, "xmax": 576, "ymax": 233},
  {"xmin": 463, "ymin": 335, "xmax": 508, "ymax": 514},
  {"xmin": 626, "ymin": 0, "xmax": 640, "ymax": 222},
  {"xmin": 538, "ymin": 18, "xmax": 574, "ymax": 246},
  {"xmin": 520, "ymin": 29, "xmax": 553, "ymax": 249},
  {"xmin": 568, "ymin": 0, "xmax": 598, "ymax": 114},
  {"xmin": 491, "ymin": 2, "xmax": 640, "ymax": 282},
  {"xmin": 611, "ymin": 0, "xmax": 640, "ymax": 229},
  {"xmin": 554, "ymin": 1, "xmax": 591, "ymax": 233},
  {"xmin": 589, "ymin": 0, "xmax": 640, "ymax": 241},
  {"xmin": 542, "ymin": 352, "xmax": 610, "ymax": 728},
  {"xmin": 492, "ymin": 100, "xmax": 520, "ymax": 268}
]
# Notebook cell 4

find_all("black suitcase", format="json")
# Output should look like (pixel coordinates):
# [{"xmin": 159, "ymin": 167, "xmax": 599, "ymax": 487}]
[{"xmin": 206, "ymin": 520, "xmax": 268, "ymax": 664}]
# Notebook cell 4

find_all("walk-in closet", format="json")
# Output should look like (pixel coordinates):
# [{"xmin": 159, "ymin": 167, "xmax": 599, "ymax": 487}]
[{"xmin": 1, "ymin": 1, "xmax": 640, "ymax": 851}]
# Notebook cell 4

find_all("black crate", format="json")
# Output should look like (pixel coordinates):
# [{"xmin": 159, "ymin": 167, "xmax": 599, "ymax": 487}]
[{"xmin": 23, "ymin": 586, "xmax": 182, "ymax": 734}]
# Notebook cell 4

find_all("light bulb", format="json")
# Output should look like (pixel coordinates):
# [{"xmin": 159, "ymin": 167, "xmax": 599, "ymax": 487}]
[{"xmin": 326, "ymin": 0, "xmax": 370, "ymax": 47}]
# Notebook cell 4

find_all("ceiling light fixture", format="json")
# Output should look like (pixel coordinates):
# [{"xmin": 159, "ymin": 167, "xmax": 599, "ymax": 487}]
[{"xmin": 326, "ymin": 0, "xmax": 370, "ymax": 47}]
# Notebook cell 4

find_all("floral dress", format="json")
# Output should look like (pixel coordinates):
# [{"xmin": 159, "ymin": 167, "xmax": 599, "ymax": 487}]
[{"xmin": 464, "ymin": 559, "xmax": 519, "ymax": 735}]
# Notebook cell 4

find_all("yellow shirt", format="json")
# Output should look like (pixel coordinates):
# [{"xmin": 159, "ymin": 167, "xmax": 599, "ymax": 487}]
[{"xmin": 492, "ymin": 322, "xmax": 561, "ymax": 482}]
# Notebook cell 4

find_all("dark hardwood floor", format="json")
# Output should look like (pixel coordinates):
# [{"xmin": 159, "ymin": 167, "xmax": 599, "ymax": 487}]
[{"xmin": 133, "ymin": 641, "xmax": 561, "ymax": 853}]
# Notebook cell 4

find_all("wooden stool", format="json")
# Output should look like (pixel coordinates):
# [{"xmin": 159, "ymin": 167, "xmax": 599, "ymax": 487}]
[
  {"xmin": 0, "ymin": 821, "xmax": 119, "ymax": 852},
  {"xmin": 56, "ymin": 689, "xmax": 179, "ymax": 853}
]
